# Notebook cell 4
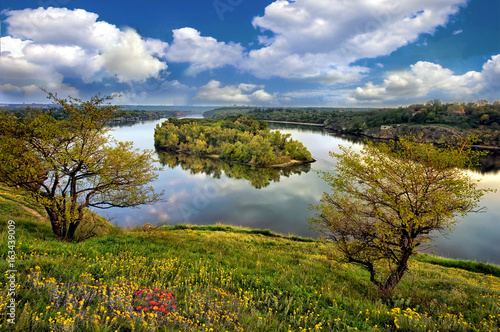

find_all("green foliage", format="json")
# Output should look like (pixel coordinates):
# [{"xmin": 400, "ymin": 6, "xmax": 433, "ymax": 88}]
[
  {"xmin": 204, "ymin": 106, "xmax": 375, "ymax": 124},
  {"xmin": 1, "ymin": 213, "xmax": 499, "ymax": 331},
  {"xmin": 415, "ymin": 254, "xmax": 500, "ymax": 278},
  {"xmin": 309, "ymin": 135, "xmax": 495, "ymax": 296},
  {"xmin": 2, "ymin": 106, "xmax": 181, "ymax": 124},
  {"xmin": 154, "ymin": 115, "xmax": 313, "ymax": 166},
  {"xmin": 204, "ymin": 103, "xmax": 500, "ymax": 147},
  {"xmin": 0, "ymin": 92, "xmax": 161, "ymax": 240}
]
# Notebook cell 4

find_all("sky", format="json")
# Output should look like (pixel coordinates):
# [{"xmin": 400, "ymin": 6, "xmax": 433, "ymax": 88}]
[{"xmin": 0, "ymin": 0, "xmax": 499, "ymax": 106}]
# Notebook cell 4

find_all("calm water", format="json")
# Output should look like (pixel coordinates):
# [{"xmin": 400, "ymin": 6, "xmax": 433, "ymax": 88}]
[{"xmin": 105, "ymin": 119, "xmax": 500, "ymax": 265}]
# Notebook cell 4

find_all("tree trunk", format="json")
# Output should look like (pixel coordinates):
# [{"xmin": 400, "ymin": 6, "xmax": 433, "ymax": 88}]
[
  {"xmin": 378, "ymin": 249, "xmax": 413, "ymax": 296},
  {"xmin": 44, "ymin": 206, "xmax": 78, "ymax": 240},
  {"xmin": 67, "ymin": 221, "xmax": 79, "ymax": 240},
  {"xmin": 45, "ymin": 207, "xmax": 63, "ymax": 238}
]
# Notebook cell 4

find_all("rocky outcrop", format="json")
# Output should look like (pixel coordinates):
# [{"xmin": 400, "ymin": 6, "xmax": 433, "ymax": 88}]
[
  {"xmin": 323, "ymin": 119, "xmax": 464, "ymax": 143},
  {"xmin": 323, "ymin": 120, "xmax": 346, "ymax": 133},
  {"xmin": 362, "ymin": 125, "xmax": 463, "ymax": 143}
]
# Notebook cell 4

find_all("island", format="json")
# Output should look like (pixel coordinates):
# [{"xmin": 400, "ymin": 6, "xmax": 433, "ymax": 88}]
[{"xmin": 154, "ymin": 115, "xmax": 314, "ymax": 167}]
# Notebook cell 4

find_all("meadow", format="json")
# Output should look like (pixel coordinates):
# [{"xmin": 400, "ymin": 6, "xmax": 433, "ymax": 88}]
[{"xmin": 1, "ymin": 186, "xmax": 499, "ymax": 331}]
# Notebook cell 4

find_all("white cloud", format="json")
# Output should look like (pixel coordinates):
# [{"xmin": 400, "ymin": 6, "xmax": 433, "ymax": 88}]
[
  {"xmin": 101, "ymin": 29, "xmax": 167, "ymax": 83},
  {"xmin": 351, "ymin": 55, "xmax": 500, "ymax": 102},
  {"xmin": 0, "ymin": 53, "xmax": 79, "ymax": 96},
  {"xmin": 194, "ymin": 80, "xmax": 276, "ymax": 104},
  {"xmin": 453, "ymin": 29, "xmax": 463, "ymax": 35},
  {"xmin": 165, "ymin": 28, "xmax": 244, "ymax": 75},
  {"xmin": 4, "ymin": 7, "xmax": 121, "ymax": 50},
  {"xmin": 145, "ymin": 38, "xmax": 169, "ymax": 58},
  {"xmin": 1, "ymin": 7, "xmax": 168, "ymax": 98},
  {"xmin": 243, "ymin": 0, "xmax": 467, "ymax": 83},
  {"xmin": 112, "ymin": 79, "xmax": 195, "ymax": 105},
  {"xmin": 0, "ymin": 36, "xmax": 32, "ymax": 58}
]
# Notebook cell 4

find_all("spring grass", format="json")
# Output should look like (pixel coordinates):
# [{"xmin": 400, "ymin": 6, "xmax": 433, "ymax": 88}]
[
  {"xmin": 0, "ymin": 188, "xmax": 499, "ymax": 331},
  {"xmin": 415, "ymin": 254, "xmax": 500, "ymax": 278}
]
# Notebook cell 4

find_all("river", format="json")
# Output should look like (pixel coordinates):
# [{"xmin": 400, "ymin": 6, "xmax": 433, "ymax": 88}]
[{"xmin": 105, "ymin": 118, "xmax": 500, "ymax": 265}]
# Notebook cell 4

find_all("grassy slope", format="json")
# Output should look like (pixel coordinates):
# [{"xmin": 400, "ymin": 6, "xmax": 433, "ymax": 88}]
[{"xmin": 0, "ymin": 189, "xmax": 499, "ymax": 331}]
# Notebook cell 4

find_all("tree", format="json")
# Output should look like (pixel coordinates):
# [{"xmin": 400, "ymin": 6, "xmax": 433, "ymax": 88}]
[
  {"xmin": 309, "ymin": 136, "xmax": 493, "ymax": 296},
  {"xmin": 0, "ymin": 93, "xmax": 161, "ymax": 240}
]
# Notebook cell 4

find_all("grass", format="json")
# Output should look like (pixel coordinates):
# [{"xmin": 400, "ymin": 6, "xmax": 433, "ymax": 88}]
[
  {"xmin": 0, "ymin": 188, "xmax": 499, "ymax": 331},
  {"xmin": 415, "ymin": 254, "xmax": 500, "ymax": 278}
]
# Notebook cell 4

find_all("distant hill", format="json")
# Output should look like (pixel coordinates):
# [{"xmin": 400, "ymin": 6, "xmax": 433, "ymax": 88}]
[{"xmin": 1, "ymin": 104, "xmax": 217, "ymax": 113}]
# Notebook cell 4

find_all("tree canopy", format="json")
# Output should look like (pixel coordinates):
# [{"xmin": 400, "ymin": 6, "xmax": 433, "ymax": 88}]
[
  {"xmin": 309, "ymin": 136, "xmax": 494, "ymax": 296},
  {"xmin": 154, "ymin": 115, "xmax": 313, "ymax": 166},
  {"xmin": 0, "ymin": 93, "xmax": 161, "ymax": 240}
]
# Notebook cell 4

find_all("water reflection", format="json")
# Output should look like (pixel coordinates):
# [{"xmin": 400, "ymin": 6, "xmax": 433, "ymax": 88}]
[
  {"xmin": 269, "ymin": 123, "xmax": 500, "ymax": 174},
  {"xmin": 479, "ymin": 151, "xmax": 500, "ymax": 174},
  {"xmin": 157, "ymin": 150, "xmax": 311, "ymax": 189},
  {"xmin": 104, "ymin": 119, "xmax": 500, "ymax": 264}
]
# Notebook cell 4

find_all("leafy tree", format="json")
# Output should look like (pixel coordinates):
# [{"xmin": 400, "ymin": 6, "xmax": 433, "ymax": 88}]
[
  {"xmin": 154, "ymin": 115, "xmax": 313, "ymax": 166},
  {"xmin": 0, "ymin": 93, "xmax": 161, "ymax": 240},
  {"xmin": 309, "ymin": 136, "xmax": 493, "ymax": 296}
]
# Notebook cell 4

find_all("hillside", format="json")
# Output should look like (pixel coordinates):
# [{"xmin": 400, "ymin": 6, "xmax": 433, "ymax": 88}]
[
  {"xmin": 203, "ymin": 103, "xmax": 500, "ymax": 148},
  {"xmin": 1, "ymin": 187, "xmax": 499, "ymax": 331}
]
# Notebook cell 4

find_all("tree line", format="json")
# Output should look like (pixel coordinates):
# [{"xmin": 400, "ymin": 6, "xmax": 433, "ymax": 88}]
[
  {"xmin": 204, "ymin": 106, "xmax": 375, "ymax": 124},
  {"xmin": 203, "ymin": 101, "xmax": 500, "ymax": 146},
  {"xmin": 4, "ymin": 107, "xmax": 182, "ymax": 123}
]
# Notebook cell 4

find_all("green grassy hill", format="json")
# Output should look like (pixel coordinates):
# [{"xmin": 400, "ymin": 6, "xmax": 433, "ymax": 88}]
[{"xmin": 1, "ymin": 187, "xmax": 499, "ymax": 331}]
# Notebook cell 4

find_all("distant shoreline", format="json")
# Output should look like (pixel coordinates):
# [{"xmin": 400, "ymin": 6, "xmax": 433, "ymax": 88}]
[
  {"xmin": 265, "ymin": 120, "xmax": 324, "ymax": 127},
  {"xmin": 264, "ymin": 120, "xmax": 500, "ymax": 152}
]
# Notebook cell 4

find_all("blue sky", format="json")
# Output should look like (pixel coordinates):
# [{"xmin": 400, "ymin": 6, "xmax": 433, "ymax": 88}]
[{"xmin": 1, "ymin": 0, "xmax": 499, "ymax": 106}]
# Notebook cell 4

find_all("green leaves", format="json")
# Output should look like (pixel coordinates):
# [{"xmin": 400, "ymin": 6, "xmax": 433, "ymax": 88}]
[
  {"xmin": 154, "ymin": 115, "xmax": 314, "ymax": 166},
  {"xmin": 309, "ymin": 136, "xmax": 494, "ymax": 295},
  {"xmin": 0, "ymin": 92, "xmax": 161, "ymax": 240}
]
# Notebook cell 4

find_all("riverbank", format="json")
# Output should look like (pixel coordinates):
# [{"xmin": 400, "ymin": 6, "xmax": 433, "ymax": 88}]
[
  {"xmin": 265, "ymin": 120, "xmax": 324, "ymax": 127},
  {"xmin": 265, "ymin": 119, "xmax": 500, "ymax": 151},
  {"xmin": 1, "ymin": 187, "xmax": 499, "ymax": 331},
  {"xmin": 324, "ymin": 121, "xmax": 500, "ymax": 150}
]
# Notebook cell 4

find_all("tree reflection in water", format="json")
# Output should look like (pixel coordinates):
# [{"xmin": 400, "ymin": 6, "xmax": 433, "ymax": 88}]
[{"xmin": 157, "ymin": 150, "xmax": 311, "ymax": 189}]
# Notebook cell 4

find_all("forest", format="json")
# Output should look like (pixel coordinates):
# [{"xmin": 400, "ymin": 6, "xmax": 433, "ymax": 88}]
[
  {"xmin": 203, "ymin": 100, "xmax": 500, "ymax": 147},
  {"xmin": 204, "ymin": 106, "xmax": 375, "ymax": 124},
  {"xmin": 154, "ymin": 115, "xmax": 313, "ymax": 166},
  {"xmin": 3, "ymin": 107, "xmax": 183, "ymax": 123}
]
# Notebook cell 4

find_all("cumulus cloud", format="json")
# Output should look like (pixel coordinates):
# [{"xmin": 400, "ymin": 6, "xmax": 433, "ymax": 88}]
[
  {"xmin": 1, "ymin": 7, "xmax": 167, "ymax": 98},
  {"xmin": 3, "ymin": 7, "xmax": 123, "ymax": 53},
  {"xmin": 243, "ymin": 0, "xmax": 467, "ymax": 83},
  {"xmin": 101, "ymin": 29, "xmax": 167, "ymax": 83},
  {"xmin": 194, "ymin": 80, "xmax": 276, "ymax": 104},
  {"xmin": 112, "ymin": 79, "xmax": 195, "ymax": 105},
  {"xmin": 165, "ymin": 28, "xmax": 244, "ymax": 76},
  {"xmin": 351, "ymin": 55, "xmax": 500, "ymax": 102},
  {"xmin": 0, "ymin": 44, "xmax": 79, "ymax": 100}
]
